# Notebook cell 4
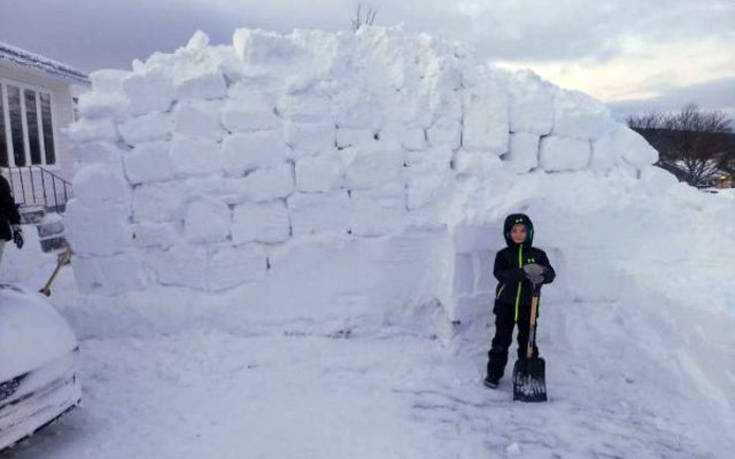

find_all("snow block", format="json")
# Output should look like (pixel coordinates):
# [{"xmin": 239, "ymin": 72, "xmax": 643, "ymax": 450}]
[
  {"xmin": 221, "ymin": 90, "xmax": 280, "ymax": 132},
  {"xmin": 462, "ymin": 86, "xmax": 509, "ymax": 155},
  {"xmin": 240, "ymin": 164, "xmax": 294, "ymax": 202},
  {"xmin": 399, "ymin": 127, "xmax": 428, "ymax": 151},
  {"xmin": 64, "ymin": 118, "xmax": 118, "ymax": 143},
  {"xmin": 453, "ymin": 253, "xmax": 474, "ymax": 295},
  {"xmin": 131, "ymin": 222, "xmax": 178, "ymax": 249},
  {"xmin": 72, "ymin": 164, "xmax": 130, "ymax": 207},
  {"xmin": 207, "ymin": 244, "xmax": 267, "ymax": 291},
  {"xmin": 118, "ymin": 111, "xmax": 173, "ymax": 144},
  {"xmin": 233, "ymin": 28, "xmax": 306, "ymax": 67},
  {"xmin": 71, "ymin": 141, "xmax": 124, "ymax": 167},
  {"xmin": 284, "ymin": 121, "xmax": 335, "ymax": 157},
  {"xmin": 147, "ymin": 244, "xmax": 208, "ymax": 290},
  {"xmin": 185, "ymin": 197, "xmax": 231, "ymax": 244},
  {"xmin": 89, "ymin": 69, "xmax": 131, "ymax": 93},
  {"xmin": 426, "ymin": 119, "xmax": 461, "ymax": 150},
  {"xmin": 639, "ymin": 165, "xmax": 678, "ymax": 192},
  {"xmin": 132, "ymin": 181, "xmax": 188, "ymax": 222},
  {"xmin": 123, "ymin": 141, "xmax": 173, "ymax": 184},
  {"xmin": 539, "ymin": 136, "xmax": 591, "ymax": 172},
  {"xmin": 508, "ymin": 70, "xmax": 555, "ymax": 135},
  {"xmin": 295, "ymin": 152, "xmax": 343, "ymax": 192},
  {"xmin": 232, "ymin": 201, "xmax": 291, "ymax": 244},
  {"xmin": 72, "ymin": 253, "xmax": 147, "ymax": 295},
  {"xmin": 508, "ymin": 132, "xmax": 540, "ymax": 173},
  {"xmin": 64, "ymin": 200, "xmax": 131, "ymax": 257},
  {"xmin": 173, "ymin": 100, "xmax": 224, "ymax": 141},
  {"xmin": 77, "ymin": 91, "xmax": 130, "ymax": 121},
  {"xmin": 170, "ymin": 136, "xmax": 223, "ymax": 178},
  {"xmin": 221, "ymin": 131, "xmax": 288, "ymax": 176},
  {"xmin": 349, "ymin": 185, "xmax": 407, "ymax": 236},
  {"xmin": 341, "ymin": 146, "xmax": 403, "ymax": 190},
  {"xmin": 552, "ymin": 88, "xmax": 612, "ymax": 141},
  {"xmin": 123, "ymin": 70, "xmax": 175, "ymax": 115},
  {"xmin": 278, "ymin": 90, "xmax": 333, "ymax": 123},
  {"xmin": 174, "ymin": 70, "xmax": 227, "ymax": 101},
  {"xmin": 287, "ymin": 191, "xmax": 350, "ymax": 236}
]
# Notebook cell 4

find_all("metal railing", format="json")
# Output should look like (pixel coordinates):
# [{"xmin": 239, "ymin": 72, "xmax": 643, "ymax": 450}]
[{"xmin": 1, "ymin": 165, "xmax": 73, "ymax": 213}]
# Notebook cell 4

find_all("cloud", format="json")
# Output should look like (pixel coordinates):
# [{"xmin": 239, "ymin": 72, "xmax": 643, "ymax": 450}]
[
  {"xmin": 3, "ymin": 0, "xmax": 733, "ymax": 116},
  {"xmin": 607, "ymin": 76, "xmax": 735, "ymax": 123}
]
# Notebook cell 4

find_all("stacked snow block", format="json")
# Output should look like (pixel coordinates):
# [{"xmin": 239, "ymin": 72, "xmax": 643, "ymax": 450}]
[{"xmin": 65, "ymin": 27, "xmax": 666, "ymax": 320}]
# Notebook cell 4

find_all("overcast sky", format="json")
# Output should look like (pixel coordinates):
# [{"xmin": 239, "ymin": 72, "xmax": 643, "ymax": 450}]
[{"xmin": 2, "ymin": 0, "xmax": 733, "ymax": 122}]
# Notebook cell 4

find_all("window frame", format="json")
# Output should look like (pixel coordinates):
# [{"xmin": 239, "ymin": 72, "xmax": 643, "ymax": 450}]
[{"xmin": 0, "ymin": 76, "xmax": 58, "ymax": 170}]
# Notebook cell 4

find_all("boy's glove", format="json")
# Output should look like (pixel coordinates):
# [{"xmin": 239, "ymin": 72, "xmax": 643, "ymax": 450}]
[
  {"xmin": 12, "ymin": 226, "xmax": 23, "ymax": 249},
  {"xmin": 522, "ymin": 263, "xmax": 546, "ymax": 284}
]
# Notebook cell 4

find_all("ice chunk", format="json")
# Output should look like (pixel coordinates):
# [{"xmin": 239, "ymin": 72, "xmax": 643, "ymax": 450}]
[
  {"xmin": 123, "ymin": 141, "xmax": 174, "ymax": 185},
  {"xmin": 118, "ymin": 111, "xmax": 173, "ymax": 144},
  {"xmin": 232, "ymin": 201, "xmax": 291, "ymax": 244},
  {"xmin": 507, "ymin": 132, "xmax": 540, "ymax": 173},
  {"xmin": 287, "ymin": 191, "xmax": 350, "ymax": 236},
  {"xmin": 221, "ymin": 131, "xmax": 288, "ymax": 176},
  {"xmin": 539, "ymin": 136, "xmax": 591, "ymax": 172},
  {"xmin": 170, "ymin": 136, "xmax": 223, "ymax": 178},
  {"xmin": 184, "ymin": 197, "xmax": 231, "ymax": 244}
]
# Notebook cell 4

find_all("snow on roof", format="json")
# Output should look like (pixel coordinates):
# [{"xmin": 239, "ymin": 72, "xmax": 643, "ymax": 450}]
[{"xmin": 0, "ymin": 41, "xmax": 90, "ymax": 86}]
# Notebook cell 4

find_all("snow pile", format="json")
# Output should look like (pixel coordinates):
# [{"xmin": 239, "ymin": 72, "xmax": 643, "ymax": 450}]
[{"xmin": 63, "ymin": 27, "xmax": 735, "ymax": 425}]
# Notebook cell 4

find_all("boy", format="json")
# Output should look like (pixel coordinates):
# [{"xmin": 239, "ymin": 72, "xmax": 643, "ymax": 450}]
[{"xmin": 484, "ymin": 213, "xmax": 555, "ymax": 389}]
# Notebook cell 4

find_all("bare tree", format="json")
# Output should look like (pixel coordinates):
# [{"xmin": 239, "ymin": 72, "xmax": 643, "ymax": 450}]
[
  {"xmin": 351, "ymin": 3, "xmax": 377, "ymax": 32},
  {"xmin": 628, "ymin": 104, "xmax": 734, "ymax": 187}
]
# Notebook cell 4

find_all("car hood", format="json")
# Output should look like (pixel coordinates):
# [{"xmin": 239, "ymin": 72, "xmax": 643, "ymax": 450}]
[{"xmin": 0, "ymin": 284, "xmax": 78, "ymax": 382}]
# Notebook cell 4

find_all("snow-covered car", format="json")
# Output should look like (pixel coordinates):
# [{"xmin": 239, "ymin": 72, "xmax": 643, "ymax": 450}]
[{"xmin": 0, "ymin": 284, "xmax": 81, "ymax": 451}]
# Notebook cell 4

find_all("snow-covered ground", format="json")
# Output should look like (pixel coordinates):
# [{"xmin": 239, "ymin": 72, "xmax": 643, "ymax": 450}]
[{"xmin": 1, "ymin": 261, "xmax": 732, "ymax": 459}]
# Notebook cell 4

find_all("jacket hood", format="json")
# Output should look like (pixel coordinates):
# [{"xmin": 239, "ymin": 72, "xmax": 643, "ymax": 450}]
[{"xmin": 503, "ymin": 213, "xmax": 534, "ymax": 248}]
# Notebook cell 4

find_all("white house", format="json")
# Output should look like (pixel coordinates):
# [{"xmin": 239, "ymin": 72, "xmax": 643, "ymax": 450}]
[{"xmin": 0, "ymin": 41, "xmax": 89, "ymax": 212}]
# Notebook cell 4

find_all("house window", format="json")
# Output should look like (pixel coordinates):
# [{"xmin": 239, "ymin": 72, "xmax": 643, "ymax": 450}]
[{"xmin": 0, "ymin": 81, "xmax": 56, "ymax": 168}]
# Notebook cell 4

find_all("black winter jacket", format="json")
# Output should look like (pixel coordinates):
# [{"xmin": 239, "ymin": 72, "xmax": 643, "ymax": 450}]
[
  {"xmin": 0, "ymin": 175, "xmax": 21, "ymax": 241},
  {"xmin": 493, "ymin": 213, "xmax": 555, "ymax": 319}
]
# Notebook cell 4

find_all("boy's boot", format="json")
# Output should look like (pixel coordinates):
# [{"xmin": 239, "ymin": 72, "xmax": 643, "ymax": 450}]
[{"xmin": 484, "ymin": 347, "xmax": 508, "ymax": 388}]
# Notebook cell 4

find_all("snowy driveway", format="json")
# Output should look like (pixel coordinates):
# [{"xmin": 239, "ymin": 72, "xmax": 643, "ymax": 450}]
[{"xmin": 1, "ymin": 326, "xmax": 722, "ymax": 459}]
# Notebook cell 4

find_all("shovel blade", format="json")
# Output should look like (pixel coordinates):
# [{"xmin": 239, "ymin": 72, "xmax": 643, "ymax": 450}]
[{"xmin": 512, "ymin": 357, "xmax": 547, "ymax": 402}]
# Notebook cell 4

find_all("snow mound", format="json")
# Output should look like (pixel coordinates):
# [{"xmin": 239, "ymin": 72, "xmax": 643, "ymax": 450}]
[{"xmin": 64, "ymin": 27, "xmax": 735, "ymax": 435}]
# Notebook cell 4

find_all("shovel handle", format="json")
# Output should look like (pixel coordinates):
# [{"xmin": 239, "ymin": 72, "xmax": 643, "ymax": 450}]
[{"xmin": 526, "ymin": 283, "xmax": 540, "ymax": 358}]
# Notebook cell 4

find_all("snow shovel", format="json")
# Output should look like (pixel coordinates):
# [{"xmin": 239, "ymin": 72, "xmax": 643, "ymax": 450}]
[
  {"xmin": 39, "ymin": 247, "xmax": 73, "ymax": 297},
  {"xmin": 512, "ymin": 282, "xmax": 547, "ymax": 402}
]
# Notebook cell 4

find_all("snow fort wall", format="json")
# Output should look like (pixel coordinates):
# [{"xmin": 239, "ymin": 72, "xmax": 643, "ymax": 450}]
[{"xmin": 65, "ymin": 27, "xmax": 698, "ymax": 330}]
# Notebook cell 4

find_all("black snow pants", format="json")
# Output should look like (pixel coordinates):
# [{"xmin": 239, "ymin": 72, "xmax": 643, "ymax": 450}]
[{"xmin": 486, "ymin": 303, "xmax": 539, "ymax": 380}]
